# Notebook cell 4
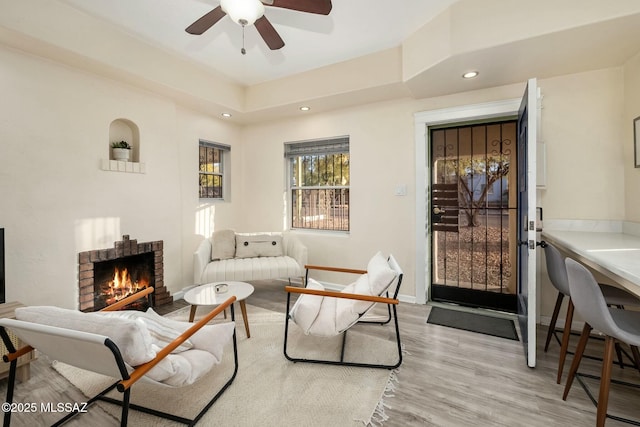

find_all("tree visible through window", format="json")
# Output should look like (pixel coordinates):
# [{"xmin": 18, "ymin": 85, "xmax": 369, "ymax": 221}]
[
  {"xmin": 285, "ymin": 137, "xmax": 350, "ymax": 231},
  {"xmin": 199, "ymin": 141, "xmax": 229, "ymax": 199}
]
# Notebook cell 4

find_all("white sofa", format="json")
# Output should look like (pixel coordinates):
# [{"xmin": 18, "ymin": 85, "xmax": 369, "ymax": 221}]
[{"xmin": 193, "ymin": 230, "xmax": 307, "ymax": 285}]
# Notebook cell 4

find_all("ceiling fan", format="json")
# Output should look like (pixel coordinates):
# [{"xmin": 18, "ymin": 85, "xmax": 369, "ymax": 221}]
[{"xmin": 186, "ymin": 0, "xmax": 333, "ymax": 54}]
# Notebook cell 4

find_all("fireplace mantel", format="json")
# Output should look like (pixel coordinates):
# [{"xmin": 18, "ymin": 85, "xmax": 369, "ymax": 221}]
[{"xmin": 78, "ymin": 235, "xmax": 172, "ymax": 311}]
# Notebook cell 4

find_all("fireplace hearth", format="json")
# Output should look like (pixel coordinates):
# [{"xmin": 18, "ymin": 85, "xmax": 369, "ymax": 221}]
[{"xmin": 78, "ymin": 235, "xmax": 172, "ymax": 312}]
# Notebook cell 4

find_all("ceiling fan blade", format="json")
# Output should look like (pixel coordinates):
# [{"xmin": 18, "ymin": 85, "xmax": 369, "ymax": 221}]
[
  {"xmin": 269, "ymin": 0, "xmax": 332, "ymax": 15},
  {"xmin": 185, "ymin": 6, "xmax": 226, "ymax": 35},
  {"xmin": 255, "ymin": 16, "xmax": 285, "ymax": 50}
]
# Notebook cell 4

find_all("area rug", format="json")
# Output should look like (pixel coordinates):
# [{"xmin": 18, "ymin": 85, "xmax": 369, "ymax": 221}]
[
  {"xmin": 427, "ymin": 306, "xmax": 519, "ymax": 341},
  {"xmin": 53, "ymin": 305, "xmax": 398, "ymax": 426}
]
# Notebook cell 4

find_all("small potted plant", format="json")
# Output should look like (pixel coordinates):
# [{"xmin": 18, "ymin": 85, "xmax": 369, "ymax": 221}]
[{"xmin": 111, "ymin": 141, "xmax": 131, "ymax": 162}]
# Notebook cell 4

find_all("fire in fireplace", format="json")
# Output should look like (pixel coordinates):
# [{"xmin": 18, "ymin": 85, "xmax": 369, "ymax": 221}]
[{"xmin": 93, "ymin": 252, "xmax": 154, "ymax": 310}]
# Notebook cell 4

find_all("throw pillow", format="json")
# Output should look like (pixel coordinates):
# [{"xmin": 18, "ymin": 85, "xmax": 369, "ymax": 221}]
[
  {"xmin": 235, "ymin": 234, "xmax": 283, "ymax": 258},
  {"xmin": 366, "ymin": 251, "xmax": 397, "ymax": 296},
  {"xmin": 211, "ymin": 229, "xmax": 236, "ymax": 260}
]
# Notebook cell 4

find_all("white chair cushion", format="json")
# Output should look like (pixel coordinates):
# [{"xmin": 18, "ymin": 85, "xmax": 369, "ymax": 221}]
[
  {"xmin": 147, "ymin": 349, "xmax": 216, "ymax": 386},
  {"xmin": 140, "ymin": 311, "xmax": 235, "ymax": 387},
  {"xmin": 96, "ymin": 309, "xmax": 194, "ymax": 353},
  {"xmin": 367, "ymin": 251, "xmax": 397, "ymax": 296},
  {"xmin": 16, "ymin": 306, "xmax": 236, "ymax": 387},
  {"xmin": 140, "ymin": 308, "xmax": 235, "ymax": 363},
  {"xmin": 289, "ymin": 279, "xmax": 326, "ymax": 335},
  {"xmin": 16, "ymin": 306, "xmax": 156, "ymax": 366}
]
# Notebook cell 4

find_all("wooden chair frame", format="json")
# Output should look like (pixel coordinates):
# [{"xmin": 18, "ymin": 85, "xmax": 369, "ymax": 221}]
[
  {"xmin": 284, "ymin": 257, "xmax": 403, "ymax": 370},
  {"xmin": 0, "ymin": 287, "xmax": 239, "ymax": 427}
]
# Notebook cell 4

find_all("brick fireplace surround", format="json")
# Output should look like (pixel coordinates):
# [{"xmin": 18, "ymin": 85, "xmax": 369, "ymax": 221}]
[{"xmin": 78, "ymin": 235, "xmax": 173, "ymax": 312}]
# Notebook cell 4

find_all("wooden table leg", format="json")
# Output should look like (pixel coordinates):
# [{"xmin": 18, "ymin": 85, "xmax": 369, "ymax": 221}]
[
  {"xmin": 189, "ymin": 305, "xmax": 197, "ymax": 322},
  {"xmin": 239, "ymin": 300, "xmax": 251, "ymax": 338}
]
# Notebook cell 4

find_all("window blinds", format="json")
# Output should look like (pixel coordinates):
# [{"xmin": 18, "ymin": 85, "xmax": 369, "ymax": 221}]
[
  {"xmin": 284, "ymin": 136, "xmax": 349, "ymax": 157},
  {"xmin": 199, "ymin": 140, "xmax": 231, "ymax": 151}
]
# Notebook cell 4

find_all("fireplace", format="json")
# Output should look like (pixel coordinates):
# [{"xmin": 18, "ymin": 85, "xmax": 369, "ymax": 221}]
[{"xmin": 78, "ymin": 235, "xmax": 172, "ymax": 312}]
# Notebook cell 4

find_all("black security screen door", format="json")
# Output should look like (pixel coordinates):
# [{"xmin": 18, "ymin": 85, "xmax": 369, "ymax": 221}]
[{"xmin": 430, "ymin": 121, "xmax": 518, "ymax": 312}]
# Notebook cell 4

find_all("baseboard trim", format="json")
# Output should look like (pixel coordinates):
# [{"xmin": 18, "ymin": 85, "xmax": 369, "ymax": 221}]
[{"xmin": 539, "ymin": 314, "xmax": 585, "ymax": 332}]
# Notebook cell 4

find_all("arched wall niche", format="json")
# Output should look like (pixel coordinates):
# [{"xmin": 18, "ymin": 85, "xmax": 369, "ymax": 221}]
[{"xmin": 109, "ymin": 118, "xmax": 140, "ymax": 162}]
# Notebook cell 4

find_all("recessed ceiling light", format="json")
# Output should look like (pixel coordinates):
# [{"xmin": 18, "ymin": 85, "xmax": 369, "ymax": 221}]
[
  {"xmin": 299, "ymin": 106, "xmax": 311, "ymax": 111},
  {"xmin": 221, "ymin": 112, "xmax": 232, "ymax": 118},
  {"xmin": 462, "ymin": 71, "xmax": 479, "ymax": 79}
]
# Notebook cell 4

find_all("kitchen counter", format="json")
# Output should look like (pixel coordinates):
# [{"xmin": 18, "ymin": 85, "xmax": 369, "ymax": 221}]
[{"xmin": 541, "ymin": 230, "xmax": 640, "ymax": 296}]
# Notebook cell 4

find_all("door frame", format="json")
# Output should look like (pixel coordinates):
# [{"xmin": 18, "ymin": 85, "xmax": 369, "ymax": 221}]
[{"xmin": 414, "ymin": 99, "xmax": 521, "ymax": 305}]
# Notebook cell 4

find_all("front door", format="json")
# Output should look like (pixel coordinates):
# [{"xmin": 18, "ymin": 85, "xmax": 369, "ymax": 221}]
[
  {"xmin": 517, "ymin": 78, "xmax": 538, "ymax": 368},
  {"xmin": 430, "ymin": 120, "xmax": 518, "ymax": 312}
]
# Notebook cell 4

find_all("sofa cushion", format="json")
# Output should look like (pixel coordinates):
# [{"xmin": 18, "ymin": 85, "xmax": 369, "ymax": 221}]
[
  {"xmin": 211, "ymin": 229, "xmax": 236, "ymax": 260},
  {"xmin": 235, "ymin": 234, "xmax": 283, "ymax": 258},
  {"xmin": 202, "ymin": 256, "xmax": 302, "ymax": 282}
]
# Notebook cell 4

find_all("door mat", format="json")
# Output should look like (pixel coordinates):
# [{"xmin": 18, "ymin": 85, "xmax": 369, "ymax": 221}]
[{"xmin": 427, "ymin": 307, "xmax": 519, "ymax": 340}]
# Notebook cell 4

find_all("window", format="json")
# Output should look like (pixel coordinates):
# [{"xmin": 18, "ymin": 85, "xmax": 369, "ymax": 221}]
[
  {"xmin": 199, "ymin": 140, "xmax": 230, "ymax": 199},
  {"xmin": 285, "ymin": 136, "xmax": 350, "ymax": 231}
]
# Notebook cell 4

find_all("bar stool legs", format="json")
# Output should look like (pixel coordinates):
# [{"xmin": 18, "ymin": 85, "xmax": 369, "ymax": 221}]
[
  {"xmin": 563, "ymin": 323, "xmax": 592, "ymax": 401},
  {"xmin": 557, "ymin": 299, "xmax": 575, "ymax": 384},
  {"xmin": 545, "ymin": 292, "xmax": 565, "ymax": 352},
  {"xmin": 597, "ymin": 336, "xmax": 616, "ymax": 427}
]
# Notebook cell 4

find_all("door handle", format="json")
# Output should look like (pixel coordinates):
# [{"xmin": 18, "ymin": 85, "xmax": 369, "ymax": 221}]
[{"xmin": 433, "ymin": 207, "xmax": 445, "ymax": 215}]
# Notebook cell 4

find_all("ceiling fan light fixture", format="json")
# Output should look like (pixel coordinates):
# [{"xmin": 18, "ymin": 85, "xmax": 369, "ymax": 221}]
[{"xmin": 220, "ymin": 0, "xmax": 265, "ymax": 26}]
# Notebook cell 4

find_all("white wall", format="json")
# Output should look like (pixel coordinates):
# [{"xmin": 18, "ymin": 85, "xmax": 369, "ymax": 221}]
[
  {"xmin": 0, "ymin": 45, "xmax": 240, "ymax": 308},
  {"xmin": 624, "ymin": 51, "xmax": 640, "ymax": 222},
  {"xmin": 538, "ymin": 67, "xmax": 626, "ymax": 221},
  {"xmin": 239, "ymin": 100, "xmax": 417, "ymax": 293}
]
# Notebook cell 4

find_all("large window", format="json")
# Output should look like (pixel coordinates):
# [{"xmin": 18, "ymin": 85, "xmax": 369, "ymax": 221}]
[
  {"xmin": 199, "ymin": 140, "xmax": 230, "ymax": 199},
  {"xmin": 285, "ymin": 136, "xmax": 350, "ymax": 231}
]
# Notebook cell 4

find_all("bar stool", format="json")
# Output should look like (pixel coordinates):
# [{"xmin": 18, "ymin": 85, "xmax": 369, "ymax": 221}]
[
  {"xmin": 542, "ymin": 243, "xmax": 640, "ymax": 383},
  {"xmin": 563, "ymin": 258, "xmax": 640, "ymax": 427}
]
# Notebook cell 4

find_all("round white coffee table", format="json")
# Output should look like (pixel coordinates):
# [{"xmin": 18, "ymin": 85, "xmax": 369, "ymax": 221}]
[{"xmin": 184, "ymin": 281, "xmax": 255, "ymax": 338}]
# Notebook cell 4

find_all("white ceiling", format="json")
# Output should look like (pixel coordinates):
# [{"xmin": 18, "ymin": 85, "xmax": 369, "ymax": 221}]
[
  {"xmin": 4, "ymin": 0, "xmax": 639, "ymax": 123},
  {"xmin": 60, "ymin": 0, "xmax": 459, "ymax": 86}
]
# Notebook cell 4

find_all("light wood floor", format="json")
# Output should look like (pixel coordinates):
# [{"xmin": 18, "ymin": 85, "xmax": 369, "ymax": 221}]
[{"xmin": 2, "ymin": 280, "xmax": 640, "ymax": 426}]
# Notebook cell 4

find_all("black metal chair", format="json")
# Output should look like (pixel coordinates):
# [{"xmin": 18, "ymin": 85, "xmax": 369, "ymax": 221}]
[
  {"xmin": 284, "ymin": 253, "xmax": 403, "ymax": 369},
  {"xmin": 0, "ymin": 288, "xmax": 238, "ymax": 427}
]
